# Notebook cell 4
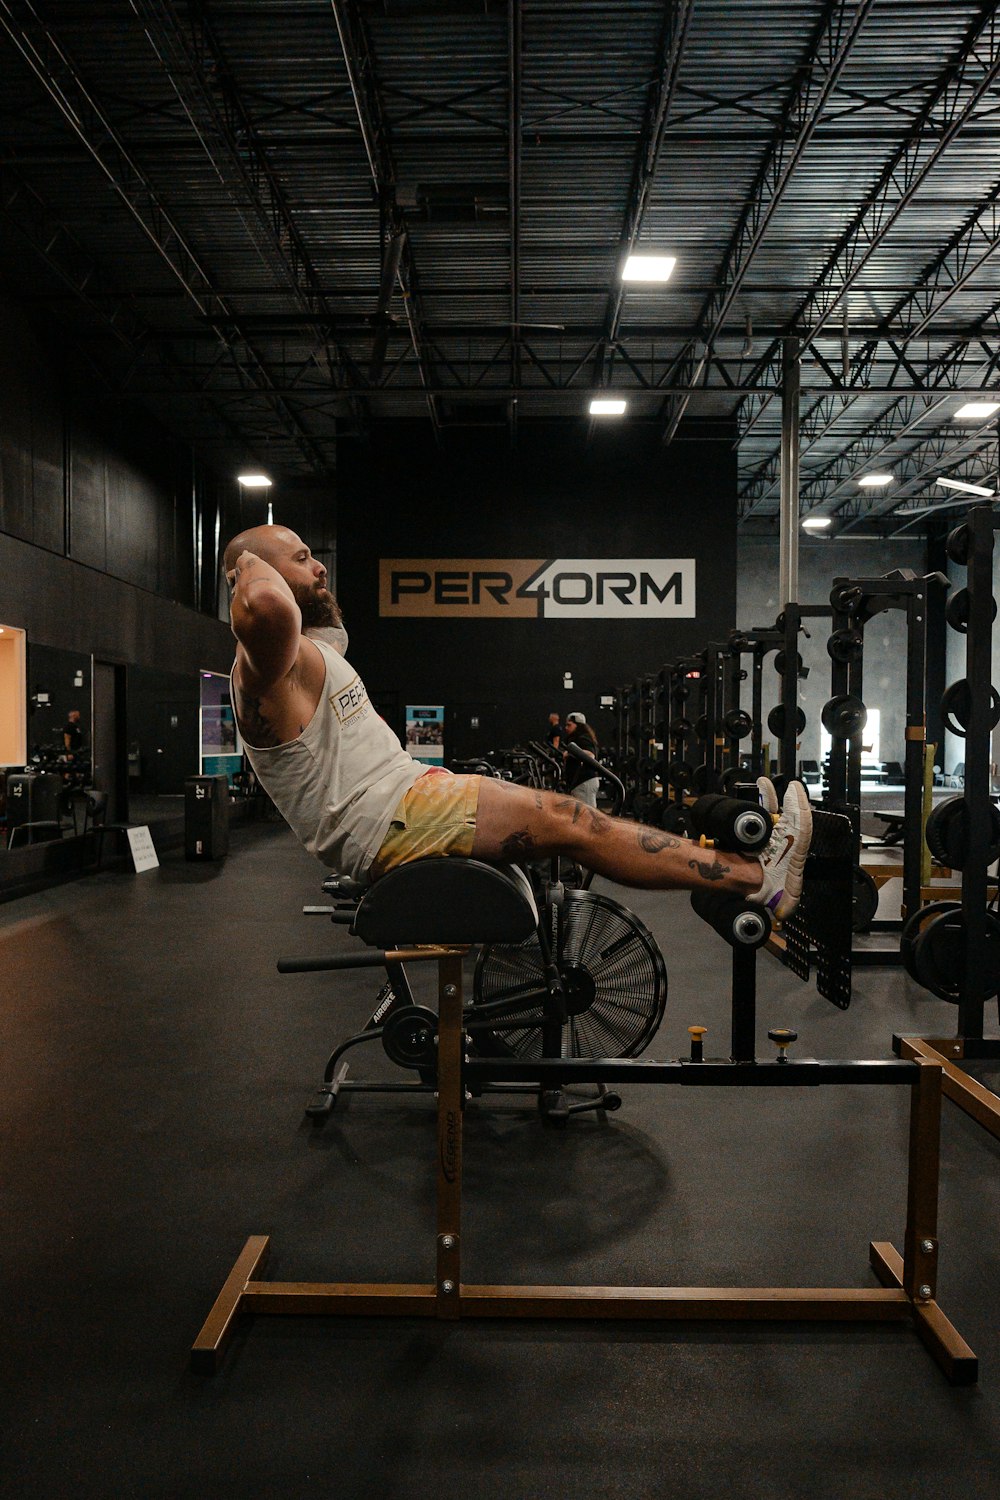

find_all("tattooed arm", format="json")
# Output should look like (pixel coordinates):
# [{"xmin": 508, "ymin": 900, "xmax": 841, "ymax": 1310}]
[{"xmin": 229, "ymin": 549, "xmax": 300, "ymax": 689}]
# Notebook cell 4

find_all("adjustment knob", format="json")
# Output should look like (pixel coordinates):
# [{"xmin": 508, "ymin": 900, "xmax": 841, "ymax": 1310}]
[
  {"xmin": 688, "ymin": 1024, "xmax": 707, "ymax": 1063},
  {"xmin": 767, "ymin": 1027, "xmax": 798, "ymax": 1063}
]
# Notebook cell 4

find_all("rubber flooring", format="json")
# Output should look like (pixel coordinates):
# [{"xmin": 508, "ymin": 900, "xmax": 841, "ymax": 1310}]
[{"xmin": 2, "ymin": 822, "xmax": 999, "ymax": 1499}]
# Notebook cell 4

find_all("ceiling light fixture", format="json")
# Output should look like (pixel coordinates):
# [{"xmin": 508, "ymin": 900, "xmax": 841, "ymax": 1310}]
[
  {"xmin": 952, "ymin": 401, "xmax": 1000, "ymax": 421},
  {"xmin": 589, "ymin": 398, "xmax": 627, "ymax": 416},
  {"xmin": 237, "ymin": 473, "xmax": 272, "ymax": 487},
  {"xmin": 801, "ymin": 516, "xmax": 832, "ymax": 530},
  {"xmin": 621, "ymin": 255, "xmax": 676, "ymax": 282},
  {"xmin": 937, "ymin": 477, "xmax": 996, "ymax": 497},
  {"xmin": 857, "ymin": 473, "xmax": 893, "ymax": 487}
]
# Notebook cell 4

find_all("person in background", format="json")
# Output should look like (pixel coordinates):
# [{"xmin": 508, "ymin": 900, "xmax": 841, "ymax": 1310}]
[
  {"xmin": 62, "ymin": 709, "xmax": 83, "ymax": 755},
  {"xmin": 546, "ymin": 711, "xmax": 562, "ymax": 752},
  {"xmin": 563, "ymin": 711, "xmax": 601, "ymax": 807}
]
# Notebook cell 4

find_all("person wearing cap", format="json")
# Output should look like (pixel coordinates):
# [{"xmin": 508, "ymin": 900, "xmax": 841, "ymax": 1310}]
[{"xmin": 563, "ymin": 712, "xmax": 601, "ymax": 807}]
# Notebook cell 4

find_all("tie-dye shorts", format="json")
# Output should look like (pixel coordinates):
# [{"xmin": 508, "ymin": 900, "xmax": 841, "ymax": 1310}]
[{"xmin": 371, "ymin": 768, "xmax": 481, "ymax": 878}]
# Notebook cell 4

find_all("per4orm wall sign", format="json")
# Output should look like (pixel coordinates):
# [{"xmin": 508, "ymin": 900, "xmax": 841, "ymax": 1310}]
[{"xmin": 379, "ymin": 559, "xmax": 696, "ymax": 619}]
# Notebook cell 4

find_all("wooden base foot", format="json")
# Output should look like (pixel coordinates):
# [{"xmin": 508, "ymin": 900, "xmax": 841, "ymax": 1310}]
[{"xmin": 870, "ymin": 1241, "xmax": 978, "ymax": 1385}]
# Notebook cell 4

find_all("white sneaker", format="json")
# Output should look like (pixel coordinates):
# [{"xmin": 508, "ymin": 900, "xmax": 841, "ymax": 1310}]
[
  {"xmin": 756, "ymin": 776, "xmax": 779, "ymax": 817},
  {"xmin": 752, "ymin": 780, "xmax": 812, "ymax": 921}
]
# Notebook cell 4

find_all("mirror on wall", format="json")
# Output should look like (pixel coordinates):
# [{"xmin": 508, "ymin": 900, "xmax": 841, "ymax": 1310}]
[{"xmin": 25, "ymin": 643, "xmax": 92, "ymax": 781}]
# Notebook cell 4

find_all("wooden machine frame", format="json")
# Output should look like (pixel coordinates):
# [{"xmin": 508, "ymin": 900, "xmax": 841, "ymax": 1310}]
[{"xmin": 192, "ymin": 948, "xmax": 976, "ymax": 1384}]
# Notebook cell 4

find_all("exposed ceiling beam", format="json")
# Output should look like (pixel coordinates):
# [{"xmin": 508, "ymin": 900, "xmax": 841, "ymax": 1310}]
[
  {"xmin": 0, "ymin": 0, "xmax": 332, "ymax": 474},
  {"xmin": 661, "ymin": 0, "xmax": 876, "ymax": 445},
  {"xmin": 507, "ymin": 0, "xmax": 521, "ymax": 445},
  {"xmin": 330, "ymin": 0, "xmax": 441, "ymax": 442},
  {"xmin": 735, "ymin": 0, "xmax": 1000, "ymax": 450},
  {"xmin": 592, "ymin": 0, "xmax": 693, "ymax": 396}
]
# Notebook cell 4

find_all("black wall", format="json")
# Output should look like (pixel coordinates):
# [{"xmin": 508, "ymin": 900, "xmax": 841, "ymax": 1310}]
[{"xmin": 338, "ymin": 425, "xmax": 737, "ymax": 756}]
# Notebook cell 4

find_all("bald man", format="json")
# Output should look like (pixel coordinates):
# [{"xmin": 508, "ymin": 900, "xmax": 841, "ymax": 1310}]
[{"xmin": 225, "ymin": 525, "xmax": 812, "ymax": 917}]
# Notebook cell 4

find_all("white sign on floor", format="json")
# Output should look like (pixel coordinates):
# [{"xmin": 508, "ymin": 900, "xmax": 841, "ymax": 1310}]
[{"xmin": 126, "ymin": 826, "xmax": 160, "ymax": 873}]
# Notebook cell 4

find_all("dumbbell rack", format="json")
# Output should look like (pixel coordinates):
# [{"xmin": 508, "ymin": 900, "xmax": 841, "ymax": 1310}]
[{"xmin": 897, "ymin": 504, "xmax": 1000, "ymax": 1142}]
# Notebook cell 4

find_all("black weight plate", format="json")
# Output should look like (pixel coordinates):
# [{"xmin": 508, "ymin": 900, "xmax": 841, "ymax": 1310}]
[
  {"xmin": 914, "ymin": 908, "xmax": 1000, "ymax": 1004},
  {"xmin": 694, "ymin": 715, "xmax": 709, "ymax": 741},
  {"xmin": 691, "ymin": 763, "xmax": 713, "ymax": 795},
  {"xmin": 946, "ymin": 523, "xmax": 970, "ymax": 567},
  {"xmin": 901, "ymin": 901, "xmax": 958, "ymax": 986},
  {"xmin": 821, "ymin": 693, "xmax": 867, "ymax": 739},
  {"xmin": 723, "ymin": 709, "xmax": 753, "ymax": 740},
  {"xmin": 767, "ymin": 704, "xmax": 806, "ymax": 738},
  {"xmin": 667, "ymin": 759, "xmax": 694, "ymax": 789},
  {"xmin": 925, "ymin": 796, "xmax": 1000, "ymax": 869},
  {"xmin": 940, "ymin": 679, "xmax": 1000, "ymax": 738},
  {"xmin": 669, "ymin": 717, "xmax": 693, "ymax": 737},
  {"xmin": 851, "ymin": 867, "xmax": 879, "ymax": 934},
  {"xmin": 660, "ymin": 801, "xmax": 693, "ymax": 836},
  {"xmin": 830, "ymin": 583, "xmax": 863, "ymax": 614},
  {"xmin": 774, "ymin": 651, "xmax": 802, "ymax": 676},
  {"xmin": 827, "ymin": 628, "xmax": 864, "ymax": 664}
]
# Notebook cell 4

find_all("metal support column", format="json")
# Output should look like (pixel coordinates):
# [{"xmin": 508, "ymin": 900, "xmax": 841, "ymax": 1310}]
[{"xmin": 779, "ymin": 337, "xmax": 801, "ymax": 609}]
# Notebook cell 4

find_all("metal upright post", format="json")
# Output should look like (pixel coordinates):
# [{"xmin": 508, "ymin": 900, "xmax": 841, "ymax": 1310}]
[
  {"xmin": 901, "ymin": 587, "xmax": 928, "ymax": 920},
  {"xmin": 778, "ymin": 337, "xmax": 801, "ymax": 610},
  {"xmin": 957, "ymin": 507, "xmax": 995, "ymax": 1039}
]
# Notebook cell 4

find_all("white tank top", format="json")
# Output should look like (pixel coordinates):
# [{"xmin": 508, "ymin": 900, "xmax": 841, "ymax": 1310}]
[{"xmin": 236, "ymin": 637, "xmax": 426, "ymax": 880}]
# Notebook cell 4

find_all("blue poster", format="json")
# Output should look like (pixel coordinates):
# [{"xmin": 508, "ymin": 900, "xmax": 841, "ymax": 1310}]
[{"xmin": 405, "ymin": 705, "xmax": 445, "ymax": 764}]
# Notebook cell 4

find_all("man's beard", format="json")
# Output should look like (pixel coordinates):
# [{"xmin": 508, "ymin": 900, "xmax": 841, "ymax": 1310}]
[{"xmin": 293, "ymin": 580, "xmax": 342, "ymax": 631}]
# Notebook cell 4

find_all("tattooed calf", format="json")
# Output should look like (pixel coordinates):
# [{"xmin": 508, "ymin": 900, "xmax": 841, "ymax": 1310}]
[
  {"xmin": 688, "ymin": 856, "xmax": 730, "ymax": 882},
  {"xmin": 501, "ymin": 830, "xmax": 537, "ymax": 861},
  {"xmin": 637, "ymin": 826, "xmax": 682, "ymax": 854}
]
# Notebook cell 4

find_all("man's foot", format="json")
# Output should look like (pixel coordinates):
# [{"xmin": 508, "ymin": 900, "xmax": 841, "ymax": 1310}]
[
  {"xmin": 756, "ymin": 775, "xmax": 779, "ymax": 817},
  {"xmin": 752, "ymin": 780, "xmax": 812, "ymax": 921}
]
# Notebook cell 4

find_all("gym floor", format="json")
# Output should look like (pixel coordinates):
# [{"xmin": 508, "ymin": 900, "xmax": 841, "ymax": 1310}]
[{"xmin": 3, "ymin": 823, "xmax": 999, "ymax": 1499}]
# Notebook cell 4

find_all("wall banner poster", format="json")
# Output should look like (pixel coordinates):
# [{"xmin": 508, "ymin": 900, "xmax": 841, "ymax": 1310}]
[
  {"xmin": 380, "ymin": 558, "xmax": 695, "ymax": 619},
  {"xmin": 405, "ymin": 705, "xmax": 445, "ymax": 763}
]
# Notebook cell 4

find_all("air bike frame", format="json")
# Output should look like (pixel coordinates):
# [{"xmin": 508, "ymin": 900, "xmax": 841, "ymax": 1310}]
[{"xmin": 192, "ymin": 945, "xmax": 975, "ymax": 1384}]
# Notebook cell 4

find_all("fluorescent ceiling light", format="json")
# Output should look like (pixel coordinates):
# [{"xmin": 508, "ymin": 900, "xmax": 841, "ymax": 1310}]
[
  {"xmin": 801, "ymin": 516, "xmax": 832, "ymax": 530},
  {"xmin": 952, "ymin": 401, "xmax": 1000, "ymax": 421},
  {"xmin": 937, "ymin": 476, "xmax": 996, "ymax": 497},
  {"xmin": 237, "ymin": 472, "xmax": 272, "ymax": 487},
  {"xmin": 857, "ymin": 473, "xmax": 893, "ymax": 487},
  {"xmin": 589, "ymin": 398, "xmax": 627, "ymax": 416},
  {"xmin": 621, "ymin": 255, "xmax": 676, "ymax": 282}
]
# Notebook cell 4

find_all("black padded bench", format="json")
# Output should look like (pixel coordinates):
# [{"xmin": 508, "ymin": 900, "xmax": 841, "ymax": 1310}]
[{"xmin": 870, "ymin": 810, "xmax": 905, "ymax": 846}]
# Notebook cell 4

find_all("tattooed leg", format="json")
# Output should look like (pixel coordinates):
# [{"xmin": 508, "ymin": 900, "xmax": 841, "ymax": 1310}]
[{"xmin": 472, "ymin": 779, "xmax": 762, "ymax": 895}]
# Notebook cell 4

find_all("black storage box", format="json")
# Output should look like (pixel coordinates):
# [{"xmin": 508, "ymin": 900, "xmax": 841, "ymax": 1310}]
[
  {"xmin": 184, "ymin": 774, "xmax": 230, "ymax": 860},
  {"xmin": 5, "ymin": 771, "xmax": 64, "ymax": 845}
]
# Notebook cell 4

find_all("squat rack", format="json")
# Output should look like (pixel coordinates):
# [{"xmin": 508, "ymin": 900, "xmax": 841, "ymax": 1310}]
[{"xmin": 897, "ymin": 504, "xmax": 1000, "ymax": 1143}]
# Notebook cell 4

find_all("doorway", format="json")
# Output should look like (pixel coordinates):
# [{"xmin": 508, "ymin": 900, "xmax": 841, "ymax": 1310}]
[
  {"xmin": 0, "ymin": 625, "xmax": 26, "ymax": 767},
  {"xmin": 92, "ymin": 660, "xmax": 129, "ymax": 821}
]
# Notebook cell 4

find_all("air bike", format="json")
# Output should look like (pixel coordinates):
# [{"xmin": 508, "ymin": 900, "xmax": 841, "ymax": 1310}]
[{"xmin": 192, "ymin": 750, "xmax": 976, "ymax": 1384}]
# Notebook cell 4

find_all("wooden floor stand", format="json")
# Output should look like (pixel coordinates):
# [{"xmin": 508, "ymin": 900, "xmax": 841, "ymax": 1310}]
[
  {"xmin": 898, "ymin": 1035, "xmax": 1000, "ymax": 1145},
  {"xmin": 192, "ymin": 959, "xmax": 977, "ymax": 1384}
]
